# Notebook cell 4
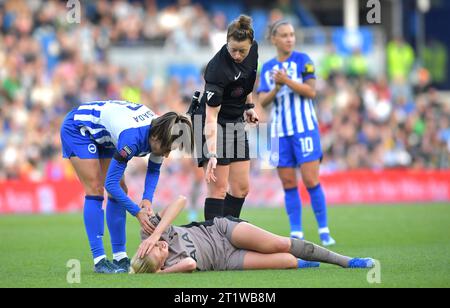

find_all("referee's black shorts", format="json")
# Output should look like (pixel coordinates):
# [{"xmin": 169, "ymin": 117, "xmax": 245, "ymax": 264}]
[{"xmin": 196, "ymin": 120, "xmax": 250, "ymax": 168}]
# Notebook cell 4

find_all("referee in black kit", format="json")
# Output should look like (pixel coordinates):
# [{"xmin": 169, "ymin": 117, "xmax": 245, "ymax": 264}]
[{"xmin": 190, "ymin": 15, "xmax": 259, "ymax": 220}]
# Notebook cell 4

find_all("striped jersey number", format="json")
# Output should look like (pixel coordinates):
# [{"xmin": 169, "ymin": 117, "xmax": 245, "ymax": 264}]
[
  {"xmin": 299, "ymin": 137, "xmax": 314, "ymax": 154},
  {"xmin": 109, "ymin": 100, "xmax": 143, "ymax": 111}
]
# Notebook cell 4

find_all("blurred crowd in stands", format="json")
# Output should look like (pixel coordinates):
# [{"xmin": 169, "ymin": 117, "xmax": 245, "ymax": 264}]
[{"xmin": 0, "ymin": 0, "xmax": 449, "ymax": 181}]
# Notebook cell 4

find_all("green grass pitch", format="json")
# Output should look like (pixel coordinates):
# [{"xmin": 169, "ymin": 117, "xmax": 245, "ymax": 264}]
[{"xmin": 0, "ymin": 203, "xmax": 449, "ymax": 288}]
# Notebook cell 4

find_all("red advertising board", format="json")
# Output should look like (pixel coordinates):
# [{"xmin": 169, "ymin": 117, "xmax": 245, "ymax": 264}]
[
  {"xmin": 0, "ymin": 180, "xmax": 85, "ymax": 214},
  {"xmin": 300, "ymin": 170, "xmax": 450, "ymax": 204}
]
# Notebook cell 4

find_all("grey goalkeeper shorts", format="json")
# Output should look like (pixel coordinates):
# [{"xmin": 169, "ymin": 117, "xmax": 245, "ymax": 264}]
[{"xmin": 210, "ymin": 216, "xmax": 248, "ymax": 271}]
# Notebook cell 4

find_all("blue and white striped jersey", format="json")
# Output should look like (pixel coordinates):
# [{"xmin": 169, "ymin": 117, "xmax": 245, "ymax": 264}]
[
  {"xmin": 62, "ymin": 100, "xmax": 163, "ymax": 215},
  {"xmin": 258, "ymin": 51, "xmax": 318, "ymax": 138},
  {"xmin": 72, "ymin": 100, "xmax": 158, "ymax": 159}
]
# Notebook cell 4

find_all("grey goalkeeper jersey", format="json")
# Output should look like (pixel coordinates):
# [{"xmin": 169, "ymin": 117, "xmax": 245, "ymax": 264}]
[{"xmin": 146, "ymin": 216, "xmax": 246, "ymax": 271}]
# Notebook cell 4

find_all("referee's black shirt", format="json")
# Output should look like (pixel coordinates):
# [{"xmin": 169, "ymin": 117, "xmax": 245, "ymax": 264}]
[{"xmin": 201, "ymin": 41, "xmax": 258, "ymax": 124}]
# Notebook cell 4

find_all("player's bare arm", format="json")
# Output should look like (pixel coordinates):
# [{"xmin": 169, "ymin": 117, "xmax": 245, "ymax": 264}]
[
  {"xmin": 273, "ymin": 70, "xmax": 317, "ymax": 99},
  {"xmin": 137, "ymin": 196, "xmax": 187, "ymax": 258},
  {"xmin": 204, "ymin": 104, "xmax": 221, "ymax": 184},
  {"xmin": 258, "ymin": 84, "xmax": 282, "ymax": 108},
  {"xmin": 159, "ymin": 257, "xmax": 197, "ymax": 274}
]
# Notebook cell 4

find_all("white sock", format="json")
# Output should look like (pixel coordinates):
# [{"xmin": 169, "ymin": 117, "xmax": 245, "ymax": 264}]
[
  {"xmin": 94, "ymin": 255, "xmax": 106, "ymax": 265},
  {"xmin": 319, "ymin": 227, "xmax": 330, "ymax": 235},
  {"xmin": 291, "ymin": 231, "xmax": 304, "ymax": 239},
  {"xmin": 113, "ymin": 252, "xmax": 128, "ymax": 262}
]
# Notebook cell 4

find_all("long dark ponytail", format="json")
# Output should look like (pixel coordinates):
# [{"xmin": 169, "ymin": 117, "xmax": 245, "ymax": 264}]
[{"xmin": 150, "ymin": 112, "xmax": 194, "ymax": 154}]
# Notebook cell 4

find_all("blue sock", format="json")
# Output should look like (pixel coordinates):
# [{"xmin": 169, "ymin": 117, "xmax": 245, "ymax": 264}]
[
  {"xmin": 106, "ymin": 197, "xmax": 127, "ymax": 256},
  {"xmin": 284, "ymin": 187, "xmax": 302, "ymax": 233},
  {"xmin": 307, "ymin": 184, "xmax": 328, "ymax": 230},
  {"xmin": 83, "ymin": 196, "xmax": 105, "ymax": 260},
  {"xmin": 298, "ymin": 259, "xmax": 320, "ymax": 268}
]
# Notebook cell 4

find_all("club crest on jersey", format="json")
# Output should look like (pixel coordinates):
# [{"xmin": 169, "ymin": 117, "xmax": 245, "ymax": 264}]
[
  {"xmin": 88, "ymin": 144, "xmax": 97, "ymax": 154},
  {"xmin": 231, "ymin": 86, "xmax": 244, "ymax": 98},
  {"xmin": 285, "ymin": 67, "xmax": 295, "ymax": 77}
]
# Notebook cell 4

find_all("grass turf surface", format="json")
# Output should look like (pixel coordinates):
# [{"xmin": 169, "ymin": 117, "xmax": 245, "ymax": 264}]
[{"xmin": 0, "ymin": 203, "xmax": 449, "ymax": 288}]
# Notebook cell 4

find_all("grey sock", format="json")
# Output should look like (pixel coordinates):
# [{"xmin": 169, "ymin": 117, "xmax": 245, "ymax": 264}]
[
  {"xmin": 290, "ymin": 238, "xmax": 351, "ymax": 268},
  {"xmin": 190, "ymin": 181, "xmax": 201, "ymax": 210}
]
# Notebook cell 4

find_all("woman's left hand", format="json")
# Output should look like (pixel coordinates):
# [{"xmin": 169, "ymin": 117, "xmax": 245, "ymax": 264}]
[
  {"xmin": 137, "ymin": 235, "xmax": 158, "ymax": 259},
  {"xmin": 245, "ymin": 109, "xmax": 259, "ymax": 124},
  {"xmin": 205, "ymin": 157, "xmax": 217, "ymax": 184},
  {"xmin": 273, "ymin": 68, "xmax": 289, "ymax": 85},
  {"xmin": 139, "ymin": 199, "xmax": 153, "ymax": 216}
]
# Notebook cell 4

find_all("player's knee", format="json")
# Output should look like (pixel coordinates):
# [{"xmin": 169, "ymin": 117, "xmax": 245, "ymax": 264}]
[
  {"xmin": 303, "ymin": 177, "xmax": 319, "ymax": 189},
  {"xmin": 286, "ymin": 255, "xmax": 298, "ymax": 269},
  {"xmin": 86, "ymin": 182, "xmax": 104, "ymax": 196},
  {"xmin": 281, "ymin": 179, "xmax": 297, "ymax": 190},
  {"xmin": 301, "ymin": 171, "xmax": 319, "ymax": 188},
  {"xmin": 302, "ymin": 241, "xmax": 315, "ymax": 259},
  {"xmin": 210, "ymin": 192, "xmax": 227, "ymax": 199},
  {"xmin": 82, "ymin": 173, "xmax": 104, "ymax": 191},
  {"xmin": 240, "ymin": 184, "xmax": 250, "ymax": 197},
  {"xmin": 230, "ymin": 184, "xmax": 249, "ymax": 198},
  {"xmin": 208, "ymin": 183, "xmax": 228, "ymax": 199},
  {"xmin": 239, "ymin": 188, "xmax": 249, "ymax": 198},
  {"xmin": 273, "ymin": 238, "xmax": 290, "ymax": 253},
  {"xmin": 280, "ymin": 175, "xmax": 297, "ymax": 189}
]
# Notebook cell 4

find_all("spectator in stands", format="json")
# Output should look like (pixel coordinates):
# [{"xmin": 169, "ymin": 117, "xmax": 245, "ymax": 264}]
[
  {"xmin": 387, "ymin": 37, "xmax": 415, "ymax": 82},
  {"xmin": 423, "ymin": 39, "xmax": 447, "ymax": 87},
  {"xmin": 319, "ymin": 45, "xmax": 345, "ymax": 80},
  {"xmin": 347, "ymin": 48, "xmax": 369, "ymax": 78},
  {"xmin": 0, "ymin": 0, "xmax": 448, "ymax": 186}
]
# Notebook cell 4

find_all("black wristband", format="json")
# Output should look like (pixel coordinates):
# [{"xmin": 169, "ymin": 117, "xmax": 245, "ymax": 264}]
[
  {"xmin": 149, "ymin": 213, "xmax": 161, "ymax": 226},
  {"xmin": 245, "ymin": 103, "xmax": 255, "ymax": 110},
  {"xmin": 206, "ymin": 153, "xmax": 218, "ymax": 159}
]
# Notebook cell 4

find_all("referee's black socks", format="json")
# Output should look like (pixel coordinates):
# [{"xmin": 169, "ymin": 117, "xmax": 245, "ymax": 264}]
[
  {"xmin": 223, "ymin": 193, "xmax": 245, "ymax": 218},
  {"xmin": 204, "ymin": 198, "xmax": 224, "ymax": 220}
]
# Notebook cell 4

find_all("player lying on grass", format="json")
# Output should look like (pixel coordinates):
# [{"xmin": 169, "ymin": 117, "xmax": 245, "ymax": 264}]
[{"xmin": 130, "ymin": 196, "xmax": 374, "ymax": 273}]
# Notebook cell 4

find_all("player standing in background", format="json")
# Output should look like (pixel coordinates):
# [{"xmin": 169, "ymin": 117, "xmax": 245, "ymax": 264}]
[
  {"xmin": 193, "ymin": 15, "xmax": 259, "ymax": 220},
  {"xmin": 257, "ymin": 20, "xmax": 336, "ymax": 246},
  {"xmin": 60, "ymin": 100, "xmax": 194, "ymax": 273}
]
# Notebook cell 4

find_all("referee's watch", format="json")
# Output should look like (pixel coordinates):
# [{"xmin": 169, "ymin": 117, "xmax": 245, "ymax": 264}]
[
  {"xmin": 206, "ymin": 153, "xmax": 218, "ymax": 159},
  {"xmin": 245, "ymin": 103, "xmax": 255, "ymax": 110}
]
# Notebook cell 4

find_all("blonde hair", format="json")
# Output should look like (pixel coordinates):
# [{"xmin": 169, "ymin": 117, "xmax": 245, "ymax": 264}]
[
  {"xmin": 129, "ymin": 253, "xmax": 160, "ymax": 274},
  {"xmin": 267, "ymin": 19, "xmax": 292, "ymax": 40}
]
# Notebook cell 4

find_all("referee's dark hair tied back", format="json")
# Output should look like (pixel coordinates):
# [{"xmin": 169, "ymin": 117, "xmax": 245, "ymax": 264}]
[{"xmin": 227, "ymin": 15, "xmax": 254, "ymax": 43}]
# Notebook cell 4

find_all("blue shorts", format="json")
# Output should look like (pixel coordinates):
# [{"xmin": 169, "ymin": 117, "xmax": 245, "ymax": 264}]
[
  {"xmin": 60, "ymin": 110, "xmax": 115, "ymax": 160},
  {"xmin": 270, "ymin": 131, "xmax": 323, "ymax": 168}
]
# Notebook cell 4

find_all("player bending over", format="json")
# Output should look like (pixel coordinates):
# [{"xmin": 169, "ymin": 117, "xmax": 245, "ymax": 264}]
[{"xmin": 60, "ymin": 100, "xmax": 193, "ymax": 273}]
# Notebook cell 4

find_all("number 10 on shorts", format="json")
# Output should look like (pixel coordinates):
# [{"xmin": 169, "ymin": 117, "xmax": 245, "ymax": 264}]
[{"xmin": 300, "ymin": 137, "xmax": 314, "ymax": 154}]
